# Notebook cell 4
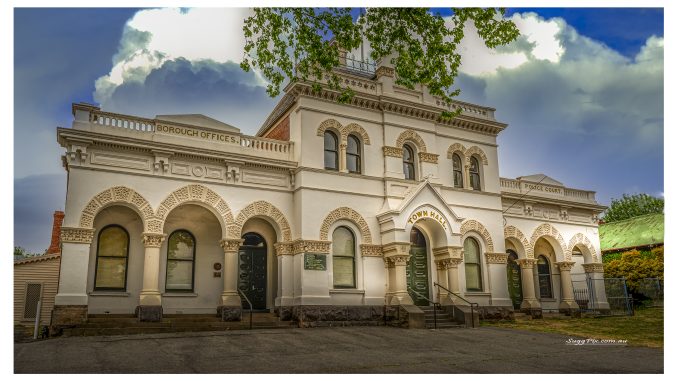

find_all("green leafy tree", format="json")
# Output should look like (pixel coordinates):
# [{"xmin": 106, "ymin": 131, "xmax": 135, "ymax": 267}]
[
  {"xmin": 603, "ymin": 193, "xmax": 664, "ymax": 223},
  {"xmin": 241, "ymin": 8, "xmax": 519, "ymax": 117},
  {"xmin": 14, "ymin": 246, "xmax": 27, "ymax": 258}
]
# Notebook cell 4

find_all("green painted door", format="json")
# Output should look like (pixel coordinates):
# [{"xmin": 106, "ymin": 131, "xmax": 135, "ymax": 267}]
[
  {"xmin": 407, "ymin": 228, "xmax": 430, "ymax": 306},
  {"xmin": 506, "ymin": 250, "xmax": 523, "ymax": 310},
  {"xmin": 238, "ymin": 233, "xmax": 267, "ymax": 310}
]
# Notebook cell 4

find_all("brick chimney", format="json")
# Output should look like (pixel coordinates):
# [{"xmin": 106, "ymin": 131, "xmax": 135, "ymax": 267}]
[{"xmin": 46, "ymin": 211, "xmax": 65, "ymax": 254}]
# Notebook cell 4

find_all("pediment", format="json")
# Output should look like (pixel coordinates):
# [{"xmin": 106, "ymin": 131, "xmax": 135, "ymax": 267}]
[
  {"xmin": 517, "ymin": 174, "xmax": 563, "ymax": 186},
  {"xmin": 155, "ymin": 114, "xmax": 240, "ymax": 133},
  {"xmin": 377, "ymin": 180, "xmax": 463, "ymax": 223}
]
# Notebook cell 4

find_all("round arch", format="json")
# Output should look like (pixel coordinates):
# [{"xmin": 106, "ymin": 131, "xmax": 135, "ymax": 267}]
[
  {"xmin": 459, "ymin": 219, "xmax": 494, "ymax": 252},
  {"xmin": 504, "ymin": 225, "xmax": 533, "ymax": 258},
  {"xmin": 342, "ymin": 123, "xmax": 371, "ymax": 145},
  {"xmin": 156, "ymin": 184, "xmax": 234, "ymax": 237},
  {"xmin": 446, "ymin": 142, "xmax": 467, "ymax": 159},
  {"xmin": 567, "ymin": 233, "xmax": 598, "ymax": 263},
  {"xmin": 530, "ymin": 223, "xmax": 568, "ymax": 261},
  {"xmin": 464, "ymin": 146, "xmax": 489, "ymax": 165},
  {"xmin": 395, "ymin": 129, "xmax": 427, "ymax": 152},
  {"xmin": 319, "ymin": 207, "xmax": 372, "ymax": 244},
  {"xmin": 316, "ymin": 118, "xmax": 343, "ymax": 137},
  {"xmin": 79, "ymin": 186, "xmax": 156, "ymax": 232},
  {"xmin": 231, "ymin": 200, "xmax": 292, "ymax": 242}
]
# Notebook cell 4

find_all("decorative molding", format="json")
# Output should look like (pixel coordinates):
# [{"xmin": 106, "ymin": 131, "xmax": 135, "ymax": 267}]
[
  {"xmin": 156, "ymin": 184, "xmax": 234, "ymax": 234},
  {"xmin": 383, "ymin": 146, "xmax": 404, "ymax": 157},
  {"xmin": 460, "ymin": 219, "xmax": 495, "ymax": 252},
  {"xmin": 382, "ymin": 242, "xmax": 411, "ymax": 257},
  {"xmin": 432, "ymin": 246, "xmax": 463, "ymax": 259},
  {"xmin": 388, "ymin": 254, "xmax": 410, "ymax": 265},
  {"xmin": 60, "ymin": 227, "xmax": 95, "ymax": 244},
  {"xmin": 375, "ymin": 66, "xmax": 395, "ymax": 78},
  {"xmin": 556, "ymin": 261, "xmax": 577, "ymax": 271},
  {"xmin": 447, "ymin": 143, "xmax": 467, "ymax": 159},
  {"xmin": 220, "ymin": 239, "xmax": 244, "ymax": 253},
  {"xmin": 231, "ymin": 201, "xmax": 292, "ymax": 241},
  {"xmin": 529, "ymin": 223, "xmax": 569, "ymax": 260},
  {"xmin": 142, "ymin": 233, "xmax": 166, "ymax": 248},
  {"xmin": 274, "ymin": 242, "xmax": 294, "ymax": 256},
  {"xmin": 317, "ymin": 119, "xmax": 371, "ymax": 146},
  {"xmin": 504, "ymin": 225, "xmax": 533, "ymax": 258},
  {"xmin": 582, "ymin": 263, "xmax": 605, "ymax": 273},
  {"xmin": 418, "ymin": 152, "xmax": 439, "ymax": 164},
  {"xmin": 359, "ymin": 244, "xmax": 383, "ymax": 257},
  {"xmin": 464, "ymin": 146, "xmax": 489, "ymax": 165},
  {"xmin": 567, "ymin": 233, "xmax": 599, "ymax": 262},
  {"xmin": 291, "ymin": 239, "xmax": 331, "ymax": 255},
  {"xmin": 443, "ymin": 257, "xmax": 463, "ymax": 268},
  {"xmin": 79, "ymin": 186, "xmax": 156, "ymax": 232},
  {"xmin": 485, "ymin": 252, "xmax": 509, "ymax": 264},
  {"xmin": 516, "ymin": 258, "xmax": 537, "ymax": 269},
  {"xmin": 317, "ymin": 118, "xmax": 342, "ymax": 137},
  {"xmin": 319, "ymin": 207, "xmax": 372, "ymax": 244},
  {"xmin": 395, "ymin": 129, "xmax": 427, "ymax": 152}
]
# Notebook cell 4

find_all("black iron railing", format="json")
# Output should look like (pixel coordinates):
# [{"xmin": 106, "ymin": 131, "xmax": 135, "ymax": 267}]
[
  {"xmin": 238, "ymin": 289, "xmax": 253, "ymax": 330},
  {"xmin": 434, "ymin": 282, "xmax": 479, "ymax": 328},
  {"xmin": 407, "ymin": 287, "xmax": 440, "ymax": 329}
]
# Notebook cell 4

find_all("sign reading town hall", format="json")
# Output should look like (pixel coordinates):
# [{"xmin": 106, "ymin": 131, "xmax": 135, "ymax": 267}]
[{"xmin": 52, "ymin": 57, "xmax": 609, "ymax": 330}]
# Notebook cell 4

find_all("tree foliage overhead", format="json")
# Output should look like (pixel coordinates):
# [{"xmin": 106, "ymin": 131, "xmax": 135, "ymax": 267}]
[
  {"xmin": 603, "ymin": 193, "xmax": 664, "ymax": 223},
  {"xmin": 241, "ymin": 8, "xmax": 519, "ymax": 117}
]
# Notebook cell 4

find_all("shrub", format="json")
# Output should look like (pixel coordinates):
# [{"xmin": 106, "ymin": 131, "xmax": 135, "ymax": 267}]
[{"xmin": 604, "ymin": 247, "xmax": 663, "ymax": 296}]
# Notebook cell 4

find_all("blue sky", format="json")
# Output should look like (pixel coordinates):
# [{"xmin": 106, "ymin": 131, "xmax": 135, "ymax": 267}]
[{"xmin": 13, "ymin": 8, "xmax": 664, "ymax": 253}]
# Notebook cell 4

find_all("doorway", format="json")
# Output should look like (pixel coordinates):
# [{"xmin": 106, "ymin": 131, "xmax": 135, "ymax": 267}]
[
  {"xmin": 407, "ymin": 227, "xmax": 430, "ymax": 306},
  {"xmin": 238, "ymin": 232, "xmax": 267, "ymax": 310},
  {"xmin": 506, "ymin": 250, "xmax": 523, "ymax": 310}
]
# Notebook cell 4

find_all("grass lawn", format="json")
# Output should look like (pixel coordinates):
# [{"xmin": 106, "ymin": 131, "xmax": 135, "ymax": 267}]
[{"xmin": 481, "ymin": 307, "xmax": 663, "ymax": 348}]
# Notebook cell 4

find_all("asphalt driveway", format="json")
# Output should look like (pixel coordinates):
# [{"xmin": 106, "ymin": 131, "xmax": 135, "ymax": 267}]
[{"xmin": 14, "ymin": 326, "xmax": 663, "ymax": 373}]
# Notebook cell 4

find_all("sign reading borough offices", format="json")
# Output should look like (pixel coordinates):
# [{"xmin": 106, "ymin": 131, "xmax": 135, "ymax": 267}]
[{"xmin": 156, "ymin": 123, "xmax": 241, "ymax": 145}]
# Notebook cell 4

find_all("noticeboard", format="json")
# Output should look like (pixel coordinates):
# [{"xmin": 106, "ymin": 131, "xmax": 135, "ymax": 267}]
[{"xmin": 304, "ymin": 253, "xmax": 327, "ymax": 271}]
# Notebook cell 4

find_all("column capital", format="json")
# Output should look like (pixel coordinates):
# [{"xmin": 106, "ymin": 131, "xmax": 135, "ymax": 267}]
[
  {"xmin": 220, "ymin": 238, "xmax": 244, "ymax": 253},
  {"xmin": 517, "ymin": 258, "xmax": 538, "ymax": 269},
  {"xmin": 142, "ymin": 232, "xmax": 166, "ymax": 248},
  {"xmin": 382, "ymin": 241, "xmax": 411, "ymax": 257},
  {"xmin": 582, "ymin": 262, "xmax": 605, "ymax": 273},
  {"xmin": 383, "ymin": 146, "xmax": 404, "ymax": 157},
  {"xmin": 60, "ymin": 227, "xmax": 95, "ymax": 244},
  {"xmin": 360, "ymin": 244, "xmax": 383, "ymax": 257},
  {"xmin": 274, "ymin": 242, "xmax": 294, "ymax": 256},
  {"xmin": 291, "ymin": 239, "xmax": 331, "ymax": 255},
  {"xmin": 556, "ymin": 261, "xmax": 577, "ymax": 271},
  {"xmin": 432, "ymin": 246, "xmax": 463, "ymax": 259},
  {"xmin": 389, "ymin": 254, "xmax": 411, "ymax": 266},
  {"xmin": 485, "ymin": 252, "xmax": 509, "ymax": 264}
]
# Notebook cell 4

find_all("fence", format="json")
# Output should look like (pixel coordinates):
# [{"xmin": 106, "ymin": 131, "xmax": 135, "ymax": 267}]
[
  {"xmin": 635, "ymin": 277, "xmax": 664, "ymax": 307},
  {"xmin": 572, "ymin": 274, "xmax": 633, "ymax": 316}
]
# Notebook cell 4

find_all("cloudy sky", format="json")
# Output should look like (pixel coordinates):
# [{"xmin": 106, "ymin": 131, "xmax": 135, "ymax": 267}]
[{"xmin": 13, "ymin": 7, "xmax": 664, "ymax": 253}]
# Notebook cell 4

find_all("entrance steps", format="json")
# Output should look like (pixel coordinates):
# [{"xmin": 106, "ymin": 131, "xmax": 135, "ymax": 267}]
[
  {"xmin": 418, "ymin": 306, "xmax": 464, "ymax": 329},
  {"xmin": 61, "ymin": 312, "xmax": 297, "ymax": 337}
]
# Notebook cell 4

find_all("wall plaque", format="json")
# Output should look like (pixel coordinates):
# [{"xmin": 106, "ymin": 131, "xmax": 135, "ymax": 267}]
[{"xmin": 304, "ymin": 253, "xmax": 327, "ymax": 271}]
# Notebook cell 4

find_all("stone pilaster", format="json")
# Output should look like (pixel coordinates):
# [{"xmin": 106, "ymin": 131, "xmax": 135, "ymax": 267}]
[
  {"xmin": 382, "ymin": 242, "xmax": 412, "ymax": 305},
  {"xmin": 444, "ymin": 258, "xmax": 463, "ymax": 305},
  {"xmin": 137, "ymin": 232, "xmax": 166, "ymax": 322},
  {"xmin": 55, "ymin": 227, "xmax": 94, "ymax": 307},
  {"xmin": 517, "ymin": 258, "xmax": 541, "ymax": 316},
  {"xmin": 218, "ymin": 238, "xmax": 244, "ymax": 321},
  {"xmin": 582, "ymin": 262, "xmax": 610, "ymax": 312},
  {"xmin": 556, "ymin": 261, "xmax": 579, "ymax": 315}
]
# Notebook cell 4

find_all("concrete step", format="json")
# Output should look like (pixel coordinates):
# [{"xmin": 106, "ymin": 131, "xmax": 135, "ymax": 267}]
[
  {"xmin": 62, "ymin": 321, "xmax": 298, "ymax": 337},
  {"xmin": 426, "ymin": 322, "xmax": 463, "ymax": 329}
]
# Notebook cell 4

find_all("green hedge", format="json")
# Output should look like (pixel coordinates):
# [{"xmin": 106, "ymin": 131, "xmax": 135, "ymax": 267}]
[{"xmin": 603, "ymin": 247, "xmax": 663, "ymax": 295}]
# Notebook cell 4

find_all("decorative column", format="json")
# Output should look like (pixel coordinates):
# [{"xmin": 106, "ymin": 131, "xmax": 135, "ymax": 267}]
[
  {"xmin": 434, "ymin": 259, "xmax": 449, "ymax": 302},
  {"xmin": 137, "ymin": 232, "xmax": 166, "ymax": 322},
  {"xmin": 517, "ymin": 258, "xmax": 541, "ymax": 315},
  {"xmin": 219, "ymin": 238, "xmax": 244, "ymax": 321},
  {"xmin": 485, "ymin": 252, "xmax": 511, "ymax": 307},
  {"xmin": 382, "ymin": 242, "xmax": 413, "ymax": 305},
  {"xmin": 464, "ymin": 159, "xmax": 472, "ymax": 190},
  {"xmin": 274, "ymin": 242, "xmax": 294, "ymax": 320},
  {"xmin": 556, "ymin": 261, "xmax": 579, "ymax": 315},
  {"xmin": 339, "ymin": 142, "xmax": 348, "ymax": 173},
  {"xmin": 445, "ymin": 258, "xmax": 463, "ymax": 304},
  {"xmin": 53, "ymin": 227, "xmax": 94, "ymax": 327},
  {"xmin": 582, "ymin": 263, "xmax": 611, "ymax": 313}
]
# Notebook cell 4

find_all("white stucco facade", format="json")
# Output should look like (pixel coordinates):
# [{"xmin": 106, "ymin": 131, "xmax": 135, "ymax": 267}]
[{"xmin": 53, "ymin": 61, "xmax": 608, "ymax": 325}]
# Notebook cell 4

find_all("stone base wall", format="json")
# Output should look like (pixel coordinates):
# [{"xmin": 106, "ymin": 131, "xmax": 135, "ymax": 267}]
[
  {"xmin": 478, "ymin": 306, "xmax": 515, "ymax": 321},
  {"xmin": 217, "ymin": 306, "xmax": 242, "ymax": 321},
  {"xmin": 291, "ymin": 305, "xmax": 386, "ymax": 327},
  {"xmin": 136, "ymin": 305, "xmax": 163, "ymax": 322},
  {"xmin": 50, "ymin": 305, "xmax": 88, "ymax": 335}
]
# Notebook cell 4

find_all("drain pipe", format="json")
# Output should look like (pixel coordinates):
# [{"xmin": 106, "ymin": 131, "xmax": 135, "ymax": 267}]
[{"xmin": 33, "ymin": 299, "xmax": 42, "ymax": 339}]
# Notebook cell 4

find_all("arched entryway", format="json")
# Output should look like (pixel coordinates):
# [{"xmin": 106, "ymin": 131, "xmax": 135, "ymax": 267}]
[
  {"xmin": 238, "ymin": 232, "xmax": 267, "ymax": 310},
  {"xmin": 407, "ymin": 227, "xmax": 430, "ymax": 306},
  {"xmin": 506, "ymin": 249, "xmax": 523, "ymax": 310}
]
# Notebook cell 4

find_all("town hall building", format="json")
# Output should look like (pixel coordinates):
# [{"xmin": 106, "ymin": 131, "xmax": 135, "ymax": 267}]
[{"xmin": 52, "ymin": 57, "xmax": 609, "ymax": 329}]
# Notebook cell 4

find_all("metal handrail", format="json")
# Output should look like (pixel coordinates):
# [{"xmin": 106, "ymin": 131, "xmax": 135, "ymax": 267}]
[
  {"xmin": 433, "ymin": 282, "xmax": 479, "ymax": 328},
  {"xmin": 238, "ymin": 289, "xmax": 253, "ymax": 330},
  {"xmin": 407, "ymin": 287, "xmax": 441, "ymax": 329}
]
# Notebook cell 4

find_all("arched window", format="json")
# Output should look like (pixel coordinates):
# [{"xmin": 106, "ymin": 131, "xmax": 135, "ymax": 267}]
[
  {"xmin": 332, "ymin": 226, "xmax": 356, "ymax": 288},
  {"xmin": 324, "ymin": 131, "xmax": 339, "ymax": 170},
  {"xmin": 346, "ymin": 134, "xmax": 361, "ymax": 174},
  {"xmin": 452, "ymin": 153, "xmax": 463, "ymax": 188},
  {"xmin": 166, "ymin": 230, "xmax": 196, "ymax": 292},
  {"xmin": 537, "ymin": 255, "xmax": 553, "ymax": 298},
  {"xmin": 464, "ymin": 237, "xmax": 482, "ymax": 291},
  {"xmin": 94, "ymin": 225, "xmax": 130, "ymax": 291},
  {"xmin": 403, "ymin": 144, "xmax": 416, "ymax": 180},
  {"xmin": 469, "ymin": 156, "xmax": 481, "ymax": 190}
]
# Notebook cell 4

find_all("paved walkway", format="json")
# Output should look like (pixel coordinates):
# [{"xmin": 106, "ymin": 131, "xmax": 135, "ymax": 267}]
[{"xmin": 14, "ymin": 326, "xmax": 662, "ymax": 373}]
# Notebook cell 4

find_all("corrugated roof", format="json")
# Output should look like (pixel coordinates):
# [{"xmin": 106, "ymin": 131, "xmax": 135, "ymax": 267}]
[{"xmin": 599, "ymin": 213, "xmax": 664, "ymax": 252}]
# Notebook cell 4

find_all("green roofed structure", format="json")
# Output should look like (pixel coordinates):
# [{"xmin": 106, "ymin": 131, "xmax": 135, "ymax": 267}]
[{"xmin": 599, "ymin": 213, "xmax": 664, "ymax": 254}]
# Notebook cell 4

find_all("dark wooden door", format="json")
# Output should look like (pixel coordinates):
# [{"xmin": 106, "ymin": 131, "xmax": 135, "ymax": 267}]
[
  {"xmin": 407, "ymin": 227, "xmax": 430, "ymax": 306},
  {"xmin": 238, "ymin": 246, "xmax": 267, "ymax": 310},
  {"xmin": 506, "ymin": 250, "xmax": 523, "ymax": 310}
]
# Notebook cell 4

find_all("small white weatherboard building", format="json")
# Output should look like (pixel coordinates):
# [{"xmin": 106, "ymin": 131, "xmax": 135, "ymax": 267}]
[{"xmin": 53, "ymin": 58, "xmax": 608, "ymax": 330}]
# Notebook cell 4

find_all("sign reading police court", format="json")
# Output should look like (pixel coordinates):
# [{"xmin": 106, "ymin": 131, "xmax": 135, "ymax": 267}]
[
  {"xmin": 407, "ymin": 209, "xmax": 448, "ymax": 230},
  {"xmin": 156, "ymin": 124, "xmax": 240, "ymax": 144}
]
